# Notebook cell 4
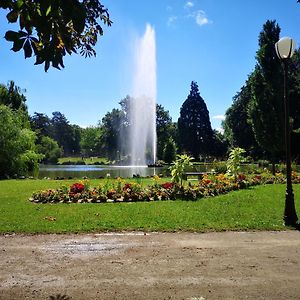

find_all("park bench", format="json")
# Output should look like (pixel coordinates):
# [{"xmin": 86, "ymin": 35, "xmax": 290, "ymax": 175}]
[{"xmin": 183, "ymin": 171, "xmax": 215, "ymax": 181}]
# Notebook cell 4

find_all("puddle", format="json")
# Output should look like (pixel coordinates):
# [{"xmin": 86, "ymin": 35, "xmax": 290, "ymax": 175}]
[{"xmin": 41, "ymin": 237, "xmax": 137, "ymax": 257}]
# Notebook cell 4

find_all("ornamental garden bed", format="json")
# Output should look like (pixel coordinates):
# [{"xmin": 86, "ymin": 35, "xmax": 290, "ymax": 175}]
[{"xmin": 29, "ymin": 172, "xmax": 300, "ymax": 204}]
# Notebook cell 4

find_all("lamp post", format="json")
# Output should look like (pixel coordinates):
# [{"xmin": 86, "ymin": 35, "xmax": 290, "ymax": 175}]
[{"xmin": 275, "ymin": 37, "xmax": 299, "ymax": 226}]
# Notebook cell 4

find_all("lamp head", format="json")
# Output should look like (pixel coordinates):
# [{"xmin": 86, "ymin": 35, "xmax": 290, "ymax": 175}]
[{"xmin": 275, "ymin": 37, "xmax": 296, "ymax": 60}]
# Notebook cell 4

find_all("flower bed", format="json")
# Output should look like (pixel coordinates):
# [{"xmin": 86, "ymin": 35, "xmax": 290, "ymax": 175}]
[{"xmin": 29, "ymin": 172, "xmax": 300, "ymax": 204}]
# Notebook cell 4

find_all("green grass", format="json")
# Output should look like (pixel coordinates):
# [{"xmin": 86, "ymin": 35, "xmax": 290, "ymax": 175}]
[
  {"xmin": 58, "ymin": 156, "xmax": 109, "ymax": 165},
  {"xmin": 0, "ymin": 179, "xmax": 300, "ymax": 233}
]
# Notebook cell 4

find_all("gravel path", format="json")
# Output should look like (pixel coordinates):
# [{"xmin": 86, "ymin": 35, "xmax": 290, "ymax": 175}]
[{"xmin": 1, "ymin": 231, "xmax": 300, "ymax": 299}]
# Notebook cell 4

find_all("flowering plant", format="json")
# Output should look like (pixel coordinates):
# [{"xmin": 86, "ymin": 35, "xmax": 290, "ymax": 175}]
[
  {"xmin": 70, "ymin": 182, "xmax": 85, "ymax": 194},
  {"xmin": 30, "ymin": 171, "xmax": 300, "ymax": 204}
]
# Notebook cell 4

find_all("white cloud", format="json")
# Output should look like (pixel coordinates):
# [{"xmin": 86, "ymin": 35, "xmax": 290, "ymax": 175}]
[
  {"xmin": 184, "ymin": 1, "xmax": 194, "ymax": 9},
  {"xmin": 215, "ymin": 127, "xmax": 224, "ymax": 134},
  {"xmin": 212, "ymin": 115, "xmax": 225, "ymax": 120},
  {"xmin": 195, "ymin": 10, "xmax": 211, "ymax": 26},
  {"xmin": 167, "ymin": 15, "xmax": 177, "ymax": 26}
]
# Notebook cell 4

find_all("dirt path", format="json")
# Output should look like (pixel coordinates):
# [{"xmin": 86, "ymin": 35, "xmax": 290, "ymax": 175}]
[{"xmin": 1, "ymin": 231, "xmax": 300, "ymax": 300}]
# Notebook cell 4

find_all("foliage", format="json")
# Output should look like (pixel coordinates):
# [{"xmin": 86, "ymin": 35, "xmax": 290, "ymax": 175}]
[
  {"xmin": 36, "ymin": 136, "xmax": 62, "ymax": 164},
  {"xmin": 100, "ymin": 108, "xmax": 125, "ymax": 160},
  {"xmin": 289, "ymin": 49, "xmax": 300, "ymax": 161},
  {"xmin": 163, "ymin": 138, "xmax": 177, "ymax": 164},
  {"xmin": 80, "ymin": 126, "xmax": 102, "ymax": 156},
  {"xmin": 0, "ymin": 105, "xmax": 42, "ymax": 178},
  {"xmin": 226, "ymin": 147, "xmax": 246, "ymax": 180},
  {"xmin": 0, "ymin": 80, "xmax": 27, "ymax": 112},
  {"xmin": 211, "ymin": 130, "xmax": 228, "ymax": 159},
  {"xmin": 30, "ymin": 112, "xmax": 52, "ymax": 142},
  {"xmin": 51, "ymin": 111, "xmax": 81, "ymax": 155},
  {"xmin": 178, "ymin": 81, "xmax": 214, "ymax": 159},
  {"xmin": 156, "ymin": 104, "xmax": 176, "ymax": 160},
  {"xmin": 1, "ymin": 0, "xmax": 112, "ymax": 71},
  {"xmin": 29, "ymin": 171, "xmax": 300, "ymax": 204},
  {"xmin": 248, "ymin": 20, "xmax": 284, "ymax": 162},
  {"xmin": 30, "ymin": 111, "xmax": 81, "ymax": 156},
  {"xmin": 223, "ymin": 80, "xmax": 261, "ymax": 157},
  {"xmin": 170, "ymin": 154, "xmax": 194, "ymax": 186}
]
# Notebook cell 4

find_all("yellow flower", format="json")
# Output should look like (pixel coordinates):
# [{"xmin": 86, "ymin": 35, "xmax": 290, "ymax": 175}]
[{"xmin": 152, "ymin": 175, "xmax": 160, "ymax": 182}]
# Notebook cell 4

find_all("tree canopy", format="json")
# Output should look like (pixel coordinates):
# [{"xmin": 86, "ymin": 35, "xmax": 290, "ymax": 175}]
[
  {"xmin": 0, "ymin": 105, "xmax": 42, "ymax": 178},
  {"xmin": 0, "ymin": 80, "xmax": 27, "ymax": 111},
  {"xmin": 1, "ymin": 0, "xmax": 112, "ymax": 71},
  {"xmin": 178, "ymin": 81, "xmax": 214, "ymax": 159}
]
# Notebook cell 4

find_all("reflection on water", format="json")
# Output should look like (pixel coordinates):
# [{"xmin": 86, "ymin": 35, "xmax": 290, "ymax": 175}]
[{"xmin": 38, "ymin": 165, "xmax": 168, "ymax": 179}]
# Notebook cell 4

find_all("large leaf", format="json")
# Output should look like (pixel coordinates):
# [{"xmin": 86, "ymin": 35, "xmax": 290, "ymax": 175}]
[
  {"xmin": 23, "ymin": 40, "xmax": 32, "ymax": 58},
  {"xmin": 6, "ymin": 10, "xmax": 19, "ymax": 23},
  {"xmin": 4, "ymin": 30, "xmax": 20, "ymax": 41},
  {"xmin": 11, "ymin": 38, "xmax": 24, "ymax": 52}
]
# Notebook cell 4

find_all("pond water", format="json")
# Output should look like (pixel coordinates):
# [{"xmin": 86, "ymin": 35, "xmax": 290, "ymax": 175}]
[{"xmin": 38, "ymin": 164, "xmax": 169, "ymax": 179}]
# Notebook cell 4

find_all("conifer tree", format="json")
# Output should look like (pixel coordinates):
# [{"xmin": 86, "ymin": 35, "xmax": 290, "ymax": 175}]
[
  {"xmin": 178, "ymin": 81, "xmax": 214, "ymax": 159},
  {"xmin": 248, "ymin": 20, "xmax": 283, "ymax": 171}
]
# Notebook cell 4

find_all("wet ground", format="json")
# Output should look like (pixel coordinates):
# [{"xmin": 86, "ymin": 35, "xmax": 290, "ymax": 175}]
[{"xmin": 1, "ymin": 231, "xmax": 300, "ymax": 299}]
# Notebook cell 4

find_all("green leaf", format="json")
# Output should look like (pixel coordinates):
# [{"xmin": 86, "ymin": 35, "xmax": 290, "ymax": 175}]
[
  {"xmin": 44, "ymin": 61, "xmax": 50, "ymax": 72},
  {"xmin": 6, "ymin": 10, "xmax": 18, "ymax": 23},
  {"xmin": 46, "ymin": 5, "xmax": 51, "ymax": 16},
  {"xmin": 16, "ymin": 0, "xmax": 23, "ymax": 9},
  {"xmin": 4, "ymin": 30, "xmax": 19, "ymax": 41},
  {"xmin": 72, "ymin": 2, "xmax": 86, "ymax": 33},
  {"xmin": 23, "ymin": 40, "xmax": 32, "ymax": 58},
  {"xmin": 11, "ymin": 38, "xmax": 24, "ymax": 52}
]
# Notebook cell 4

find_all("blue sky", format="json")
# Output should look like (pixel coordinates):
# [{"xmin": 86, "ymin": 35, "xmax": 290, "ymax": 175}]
[{"xmin": 1, "ymin": 0, "xmax": 300, "ymax": 131}]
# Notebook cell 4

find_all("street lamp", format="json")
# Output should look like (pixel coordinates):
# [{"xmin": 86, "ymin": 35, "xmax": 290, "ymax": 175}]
[{"xmin": 275, "ymin": 37, "xmax": 299, "ymax": 227}]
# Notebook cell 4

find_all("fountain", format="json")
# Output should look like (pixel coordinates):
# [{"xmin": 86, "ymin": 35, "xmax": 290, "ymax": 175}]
[{"xmin": 129, "ymin": 24, "xmax": 157, "ymax": 167}]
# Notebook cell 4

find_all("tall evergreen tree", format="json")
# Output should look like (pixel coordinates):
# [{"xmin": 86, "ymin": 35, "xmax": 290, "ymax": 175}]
[
  {"xmin": 223, "ymin": 77, "xmax": 261, "ymax": 157},
  {"xmin": 178, "ymin": 81, "xmax": 214, "ymax": 159},
  {"xmin": 248, "ymin": 20, "xmax": 284, "ymax": 169},
  {"xmin": 51, "ymin": 111, "xmax": 79, "ymax": 155},
  {"xmin": 0, "ymin": 81, "xmax": 27, "ymax": 112}
]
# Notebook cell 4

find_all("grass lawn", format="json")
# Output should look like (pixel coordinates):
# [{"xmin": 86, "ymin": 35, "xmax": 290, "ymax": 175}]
[
  {"xmin": 0, "ymin": 179, "xmax": 300, "ymax": 233},
  {"xmin": 58, "ymin": 156, "xmax": 109, "ymax": 165}
]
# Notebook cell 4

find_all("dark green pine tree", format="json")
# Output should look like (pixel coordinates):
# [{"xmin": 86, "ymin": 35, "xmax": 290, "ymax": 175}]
[
  {"xmin": 248, "ymin": 20, "xmax": 284, "ymax": 170},
  {"xmin": 178, "ymin": 81, "xmax": 214, "ymax": 159}
]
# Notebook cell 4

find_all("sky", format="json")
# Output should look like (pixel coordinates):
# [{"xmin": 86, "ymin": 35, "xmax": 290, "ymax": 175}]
[{"xmin": 1, "ymin": 0, "xmax": 300, "ymax": 131}]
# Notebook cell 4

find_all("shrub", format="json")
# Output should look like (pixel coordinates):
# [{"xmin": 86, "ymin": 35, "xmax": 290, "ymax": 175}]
[{"xmin": 170, "ymin": 154, "xmax": 193, "ymax": 186}]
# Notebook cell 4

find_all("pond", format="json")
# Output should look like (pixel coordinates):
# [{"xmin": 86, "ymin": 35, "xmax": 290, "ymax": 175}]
[{"xmin": 38, "ymin": 164, "xmax": 169, "ymax": 179}]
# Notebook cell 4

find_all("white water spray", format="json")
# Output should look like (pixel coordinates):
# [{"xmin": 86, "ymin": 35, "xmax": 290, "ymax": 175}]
[{"xmin": 129, "ymin": 24, "xmax": 157, "ymax": 166}]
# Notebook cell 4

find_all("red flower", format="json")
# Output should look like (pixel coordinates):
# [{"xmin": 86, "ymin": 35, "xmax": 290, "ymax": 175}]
[
  {"xmin": 123, "ymin": 183, "xmax": 132, "ymax": 191},
  {"xmin": 238, "ymin": 174, "xmax": 246, "ymax": 181},
  {"xmin": 203, "ymin": 179, "xmax": 212, "ymax": 185},
  {"xmin": 161, "ymin": 182, "xmax": 173, "ymax": 190},
  {"xmin": 70, "ymin": 183, "xmax": 85, "ymax": 194}
]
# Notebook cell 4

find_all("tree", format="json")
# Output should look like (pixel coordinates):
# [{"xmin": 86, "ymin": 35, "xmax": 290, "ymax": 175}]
[
  {"xmin": 1, "ymin": 0, "xmax": 112, "ymax": 71},
  {"xmin": 156, "ymin": 104, "xmax": 176, "ymax": 160},
  {"xmin": 100, "ymin": 108, "xmax": 125, "ymax": 160},
  {"xmin": 80, "ymin": 126, "xmax": 102, "ymax": 156},
  {"xmin": 30, "ymin": 112, "xmax": 52, "ymax": 142},
  {"xmin": 0, "ymin": 105, "xmax": 42, "ymax": 178},
  {"xmin": 36, "ymin": 136, "xmax": 62, "ymax": 164},
  {"xmin": 178, "ymin": 81, "xmax": 214, "ymax": 159},
  {"xmin": 289, "ymin": 49, "xmax": 300, "ymax": 161},
  {"xmin": 248, "ymin": 20, "xmax": 283, "ymax": 171},
  {"xmin": 51, "ymin": 111, "xmax": 77, "ymax": 155},
  {"xmin": 223, "ymin": 78, "xmax": 261, "ymax": 157},
  {"xmin": 211, "ymin": 130, "xmax": 228, "ymax": 159},
  {"xmin": 0, "ymin": 81, "xmax": 27, "ymax": 111},
  {"xmin": 163, "ymin": 138, "xmax": 177, "ymax": 164}
]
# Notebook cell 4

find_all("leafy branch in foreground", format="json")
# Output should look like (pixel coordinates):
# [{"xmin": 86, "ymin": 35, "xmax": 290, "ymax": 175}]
[{"xmin": 1, "ymin": 0, "xmax": 112, "ymax": 71}]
